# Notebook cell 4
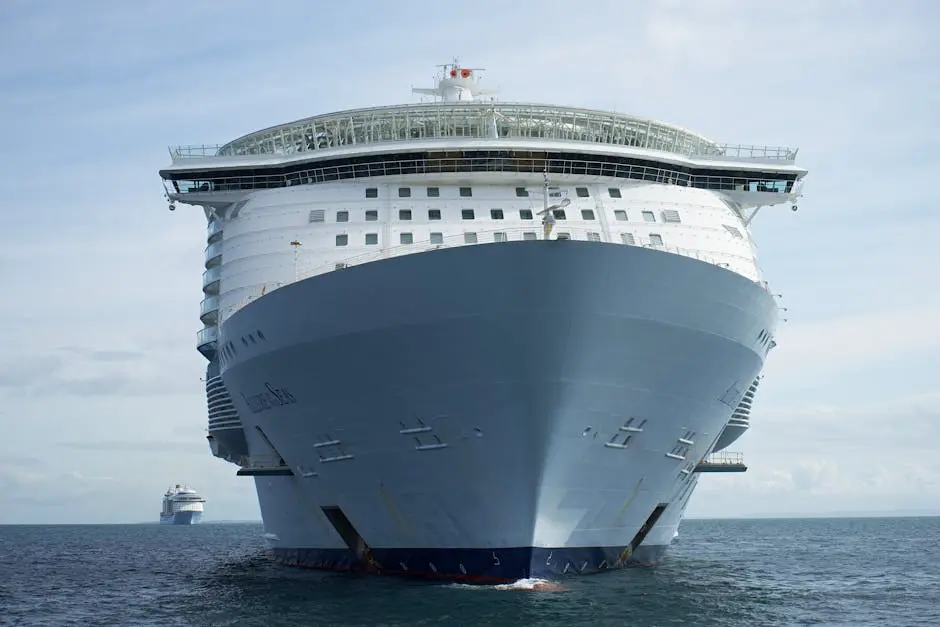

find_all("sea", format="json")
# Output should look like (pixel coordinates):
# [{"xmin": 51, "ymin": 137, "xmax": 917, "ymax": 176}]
[{"xmin": 1, "ymin": 517, "xmax": 938, "ymax": 626}]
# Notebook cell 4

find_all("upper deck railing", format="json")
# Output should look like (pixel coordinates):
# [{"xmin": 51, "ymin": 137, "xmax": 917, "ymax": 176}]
[{"xmin": 166, "ymin": 103, "xmax": 797, "ymax": 164}]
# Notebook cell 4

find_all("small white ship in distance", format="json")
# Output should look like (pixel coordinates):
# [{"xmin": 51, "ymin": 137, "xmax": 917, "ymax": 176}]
[
  {"xmin": 160, "ymin": 59, "xmax": 807, "ymax": 581},
  {"xmin": 159, "ymin": 484, "xmax": 206, "ymax": 525}
]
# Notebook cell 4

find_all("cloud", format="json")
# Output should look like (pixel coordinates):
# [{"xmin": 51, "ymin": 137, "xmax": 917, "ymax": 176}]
[{"xmin": 57, "ymin": 440, "xmax": 206, "ymax": 454}]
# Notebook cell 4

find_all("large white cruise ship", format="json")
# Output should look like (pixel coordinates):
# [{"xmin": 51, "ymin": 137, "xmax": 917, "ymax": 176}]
[
  {"xmin": 159, "ymin": 484, "xmax": 206, "ymax": 525},
  {"xmin": 159, "ymin": 61, "xmax": 807, "ymax": 582}
]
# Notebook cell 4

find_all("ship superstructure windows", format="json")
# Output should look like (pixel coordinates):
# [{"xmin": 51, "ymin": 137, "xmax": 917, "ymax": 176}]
[
  {"xmin": 365, "ymin": 233, "xmax": 378, "ymax": 245},
  {"xmin": 515, "ymin": 187, "xmax": 529, "ymax": 197},
  {"xmin": 462, "ymin": 209, "xmax": 475, "ymax": 220},
  {"xmin": 523, "ymin": 232, "xmax": 537, "ymax": 240},
  {"xmin": 459, "ymin": 187, "xmax": 473, "ymax": 197},
  {"xmin": 587, "ymin": 232, "xmax": 601, "ymax": 242},
  {"xmin": 398, "ymin": 187, "xmax": 411, "ymax": 198},
  {"xmin": 336, "ymin": 234, "xmax": 348, "ymax": 246},
  {"xmin": 576, "ymin": 187, "xmax": 590, "ymax": 197},
  {"xmin": 552, "ymin": 209, "xmax": 567, "ymax": 220},
  {"xmin": 519, "ymin": 209, "xmax": 533, "ymax": 220},
  {"xmin": 430, "ymin": 232, "xmax": 444, "ymax": 244},
  {"xmin": 649, "ymin": 233, "xmax": 664, "ymax": 246},
  {"xmin": 621, "ymin": 233, "xmax": 636, "ymax": 245},
  {"xmin": 581, "ymin": 209, "xmax": 596, "ymax": 220},
  {"xmin": 609, "ymin": 188, "xmax": 622, "ymax": 198},
  {"xmin": 336, "ymin": 211, "xmax": 349, "ymax": 222},
  {"xmin": 365, "ymin": 187, "xmax": 378, "ymax": 198},
  {"xmin": 491, "ymin": 209, "xmax": 504, "ymax": 220},
  {"xmin": 399, "ymin": 209, "xmax": 412, "ymax": 220},
  {"xmin": 309, "ymin": 209, "xmax": 325, "ymax": 223},
  {"xmin": 464, "ymin": 232, "xmax": 477, "ymax": 243},
  {"xmin": 494, "ymin": 232, "xmax": 508, "ymax": 242},
  {"xmin": 661, "ymin": 209, "xmax": 681, "ymax": 223},
  {"xmin": 366, "ymin": 210, "xmax": 378, "ymax": 221},
  {"xmin": 642, "ymin": 210, "xmax": 656, "ymax": 222},
  {"xmin": 614, "ymin": 210, "xmax": 627, "ymax": 221},
  {"xmin": 428, "ymin": 209, "xmax": 441, "ymax": 220},
  {"xmin": 723, "ymin": 224, "xmax": 744, "ymax": 239},
  {"xmin": 427, "ymin": 187, "xmax": 440, "ymax": 197},
  {"xmin": 400, "ymin": 233, "xmax": 413, "ymax": 244}
]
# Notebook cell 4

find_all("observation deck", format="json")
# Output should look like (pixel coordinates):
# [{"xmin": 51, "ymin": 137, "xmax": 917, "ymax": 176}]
[{"xmin": 167, "ymin": 101, "xmax": 797, "ymax": 168}]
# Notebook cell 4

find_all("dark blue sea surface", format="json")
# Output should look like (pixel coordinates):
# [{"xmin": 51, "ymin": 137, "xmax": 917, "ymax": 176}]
[{"xmin": 1, "ymin": 517, "xmax": 938, "ymax": 626}]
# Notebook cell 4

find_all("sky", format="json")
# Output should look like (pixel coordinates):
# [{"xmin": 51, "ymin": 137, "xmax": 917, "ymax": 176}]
[{"xmin": 0, "ymin": 0, "xmax": 938, "ymax": 524}]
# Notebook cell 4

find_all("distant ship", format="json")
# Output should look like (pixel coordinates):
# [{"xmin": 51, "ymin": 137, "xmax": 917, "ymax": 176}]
[{"xmin": 159, "ymin": 484, "xmax": 206, "ymax": 525}]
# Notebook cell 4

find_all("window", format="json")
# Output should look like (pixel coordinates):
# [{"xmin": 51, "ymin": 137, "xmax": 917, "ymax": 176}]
[
  {"xmin": 552, "ymin": 209, "xmax": 566, "ymax": 220},
  {"xmin": 399, "ymin": 209, "xmax": 412, "ymax": 220},
  {"xmin": 428, "ymin": 209, "xmax": 441, "ymax": 220},
  {"xmin": 459, "ymin": 187, "xmax": 472, "ymax": 197},
  {"xmin": 490, "ymin": 209, "xmax": 504, "ymax": 220},
  {"xmin": 308, "ymin": 209, "xmax": 325, "ymax": 223},
  {"xmin": 426, "ymin": 187, "xmax": 440, "ymax": 197},
  {"xmin": 519, "ymin": 209, "xmax": 533, "ymax": 220},
  {"xmin": 581, "ymin": 209, "xmax": 595, "ymax": 220},
  {"xmin": 430, "ymin": 232, "xmax": 443, "ymax": 244},
  {"xmin": 614, "ymin": 210, "xmax": 627, "ymax": 221},
  {"xmin": 365, "ymin": 233, "xmax": 378, "ymax": 245},
  {"xmin": 523, "ymin": 232, "xmax": 537, "ymax": 240},
  {"xmin": 365, "ymin": 210, "xmax": 378, "ymax": 221},
  {"xmin": 642, "ymin": 210, "xmax": 656, "ymax": 222},
  {"xmin": 400, "ymin": 232, "xmax": 413, "ymax": 244},
  {"xmin": 661, "ymin": 209, "xmax": 681, "ymax": 223},
  {"xmin": 398, "ymin": 187, "xmax": 411, "ymax": 198},
  {"xmin": 494, "ymin": 232, "xmax": 508, "ymax": 242},
  {"xmin": 461, "ymin": 209, "xmax": 475, "ymax": 220},
  {"xmin": 587, "ymin": 232, "xmax": 601, "ymax": 242},
  {"xmin": 609, "ymin": 188, "xmax": 622, "ymax": 198},
  {"xmin": 515, "ymin": 187, "xmax": 529, "ymax": 197},
  {"xmin": 464, "ymin": 232, "xmax": 477, "ymax": 243},
  {"xmin": 649, "ymin": 233, "xmax": 664, "ymax": 246},
  {"xmin": 365, "ymin": 188, "xmax": 378, "ymax": 198},
  {"xmin": 336, "ymin": 210, "xmax": 349, "ymax": 222},
  {"xmin": 557, "ymin": 232, "xmax": 571, "ymax": 240},
  {"xmin": 335, "ymin": 234, "xmax": 348, "ymax": 246},
  {"xmin": 723, "ymin": 224, "xmax": 743, "ymax": 239},
  {"xmin": 621, "ymin": 233, "xmax": 636, "ymax": 245},
  {"xmin": 576, "ymin": 187, "xmax": 590, "ymax": 198}
]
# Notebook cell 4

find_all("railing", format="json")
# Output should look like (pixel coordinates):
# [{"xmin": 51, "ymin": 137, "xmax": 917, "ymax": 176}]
[
  {"xmin": 200, "ymin": 295, "xmax": 220, "ymax": 318},
  {"xmin": 170, "ymin": 144, "xmax": 224, "ymax": 160},
  {"xmin": 164, "ymin": 102, "xmax": 796, "ymax": 164},
  {"xmin": 216, "ymin": 227, "xmax": 765, "ymax": 323},
  {"xmin": 714, "ymin": 144, "xmax": 797, "ymax": 161},
  {"xmin": 700, "ymin": 451, "xmax": 745, "ymax": 466},
  {"xmin": 202, "ymin": 265, "xmax": 221, "ymax": 287},
  {"xmin": 164, "ymin": 154, "xmax": 798, "ymax": 198},
  {"xmin": 205, "ymin": 240, "xmax": 223, "ymax": 263},
  {"xmin": 196, "ymin": 325, "xmax": 218, "ymax": 347},
  {"xmin": 238, "ymin": 453, "xmax": 288, "ymax": 470},
  {"xmin": 207, "ymin": 219, "xmax": 223, "ymax": 240}
]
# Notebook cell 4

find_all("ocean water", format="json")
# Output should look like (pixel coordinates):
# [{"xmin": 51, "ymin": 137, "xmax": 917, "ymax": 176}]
[{"xmin": 1, "ymin": 517, "xmax": 938, "ymax": 626}]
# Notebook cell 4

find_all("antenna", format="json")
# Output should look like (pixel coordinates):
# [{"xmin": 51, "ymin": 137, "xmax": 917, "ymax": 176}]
[{"xmin": 412, "ymin": 59, "xmax": 497, "ymax": 102}]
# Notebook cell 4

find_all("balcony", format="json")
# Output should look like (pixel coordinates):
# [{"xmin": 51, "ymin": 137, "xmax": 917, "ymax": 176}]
[
  {"xmin": 694, "ymin": 451, "xmax": 747, "ymax": 473},
  {"xmin": 202, "ymin": 266, "xmax": 221, "ymax": 294},
  {"xmin": 200, "ymin": 295, "xmax": 219, "ymax": 324},
  {"xmin": 207, "ymin": 219, "xmax": 222, "ymax": 241},
  {"xmin": 196, "ymin": 325, "xmax": 218, "ymax": 354},
  {"xmin": 205, "ymin": 240, "xmax": 223, "ymax": 266}
]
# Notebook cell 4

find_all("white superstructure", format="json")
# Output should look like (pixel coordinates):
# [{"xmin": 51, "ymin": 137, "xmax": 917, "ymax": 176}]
[
  {"xmin": 160, "ymin": 61, "xmax": 806, "ymax": 580},
  {"xmin": 159, "ymin": 484, "xmax": 206, "ymax": 525}
]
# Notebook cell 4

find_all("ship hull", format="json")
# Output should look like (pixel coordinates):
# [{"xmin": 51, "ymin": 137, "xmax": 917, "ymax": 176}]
[
  {"xmin": 159, "ymin": 511, "xmax": 203, "ymax": 525},
  {"xmin": 221, "ymin": 240, "xmax": 775, "ymax": 581}
]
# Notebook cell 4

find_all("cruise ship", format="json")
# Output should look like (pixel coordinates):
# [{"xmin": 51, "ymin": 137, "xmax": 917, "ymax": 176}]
[
  {"xmin": 159, "ymin": 61, "xmax": 807, "ymax": 582},
  {"xmin": 159, "ymin": 484, "xmax": 206, "ymax": 525}
]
